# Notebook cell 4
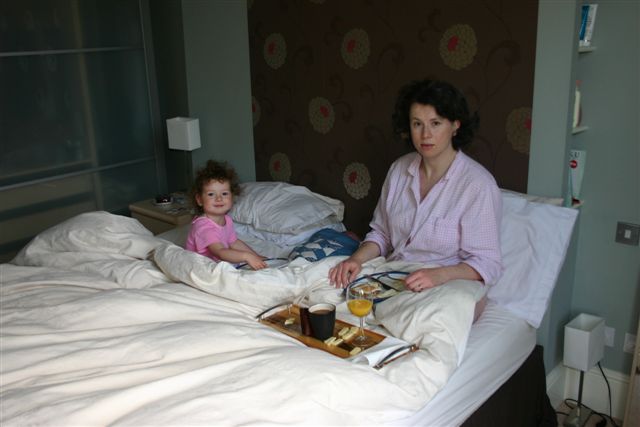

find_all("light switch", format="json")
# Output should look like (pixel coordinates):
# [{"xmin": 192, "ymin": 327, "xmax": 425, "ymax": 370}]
[{"xmin": 615, "ymin": 222, "xmax": 640, "ymax": 246}]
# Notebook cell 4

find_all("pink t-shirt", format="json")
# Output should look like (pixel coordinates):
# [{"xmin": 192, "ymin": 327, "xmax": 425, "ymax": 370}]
[
  {"xmin": 185, "ymin": 215, "xmax": 238, "ymax": 261},
  {"xmin": 364, "ymin": 151, "xmax": 503, "ymax": 285}
]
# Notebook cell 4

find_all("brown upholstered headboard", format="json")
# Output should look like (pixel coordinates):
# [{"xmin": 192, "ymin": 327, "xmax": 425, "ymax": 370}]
[{"xmin": 248, "ymin": 0, "xmax": 537, "ymax": 237}]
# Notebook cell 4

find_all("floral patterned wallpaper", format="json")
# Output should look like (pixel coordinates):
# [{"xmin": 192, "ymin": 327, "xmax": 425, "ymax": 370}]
[{"xmin": 247, "ymin": 0, "xmax": 538, "ymax": 237}]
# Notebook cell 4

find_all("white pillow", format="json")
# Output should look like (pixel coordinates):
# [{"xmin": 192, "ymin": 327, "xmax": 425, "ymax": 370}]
[
  {"xmin": 13, "ymin": 211, "xmax": 160, "ymax": 262},
  {"xmin": 488, "ymin": 191, "xmax": 578, "ymax": 328},
  {"xmin": 234, "ymin": 221, "xmax": 345, "ymax": 247},
  {"xmin": 375, "ymin": 279, "xmax": 483, "ymax": 366},
  {"xmin": 230, "ymin": 182, "xmax": 345, "ymax": 234},
  {"xmin": 499, "ymin": 189, "xmax": 564, "ymax": 206}
]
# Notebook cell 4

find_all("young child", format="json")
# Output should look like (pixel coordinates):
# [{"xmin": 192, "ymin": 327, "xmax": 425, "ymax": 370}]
[{"xmin": 185, "ymin": 160, "xmax": 267, "ymax": 270}]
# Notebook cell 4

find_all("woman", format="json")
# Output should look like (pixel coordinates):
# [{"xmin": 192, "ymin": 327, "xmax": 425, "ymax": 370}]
[{"xmin": 329, "ymin": 80, "xmax": 503, "ymax": 295}]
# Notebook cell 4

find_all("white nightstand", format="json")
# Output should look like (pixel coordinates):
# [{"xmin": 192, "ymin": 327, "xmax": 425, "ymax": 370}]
[{"xmin": 129, "ymin": 194, "xmax": 193, "ymax": 235}]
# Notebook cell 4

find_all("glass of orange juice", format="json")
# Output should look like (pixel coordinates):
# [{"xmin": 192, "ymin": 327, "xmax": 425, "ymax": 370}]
[{"xmin": 346, "ymin": 286, "xmax": 374, "ymax": 347}]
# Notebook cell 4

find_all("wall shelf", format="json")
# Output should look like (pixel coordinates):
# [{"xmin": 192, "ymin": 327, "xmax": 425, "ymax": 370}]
[
  {"xmin": 572, "ymin": 125, "xmax": 589, "ymax": 134},
  {"xmin": 578, "ymin": 46, "xmax": 597, "ymax": 53}
]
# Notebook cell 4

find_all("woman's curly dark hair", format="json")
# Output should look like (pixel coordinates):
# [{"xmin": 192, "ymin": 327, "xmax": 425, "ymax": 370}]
[
  {"xmin": 190, "ymin": 160, "xmax": 241, "ymax": 215},
  {"xmin": 391, "ymin": 79, "xmax": 479, "ymax": 150}
]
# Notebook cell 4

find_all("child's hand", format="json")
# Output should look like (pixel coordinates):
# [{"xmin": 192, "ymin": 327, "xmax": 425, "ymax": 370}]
[{"xmin": 245, "ymin": 253, "xmax": 267, "ymax": 270}]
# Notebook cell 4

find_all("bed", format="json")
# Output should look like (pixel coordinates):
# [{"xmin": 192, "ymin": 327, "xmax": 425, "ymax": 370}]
[{"xmin": 0, "ymin": 182, "xmax": 577, "ymax": 426}]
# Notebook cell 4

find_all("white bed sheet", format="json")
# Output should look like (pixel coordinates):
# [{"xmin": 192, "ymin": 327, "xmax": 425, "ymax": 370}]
[
  {"xmin": 157, "ymin": 221, "xmax": 539, "ymax": 427},
  {"xmin": 4, "ymin": 189, "xmax": 570, "ymax": 427},
  {"xmin": 399, "ymin": 301, "xmax": 536, "ymax": 426},
  {"xmin": 157, "ymin": 224, "xmax": 538, "ymax": 427},
  {"xmin": 2, "ymin": 212, "xmax": 483, "ymax": 426}
]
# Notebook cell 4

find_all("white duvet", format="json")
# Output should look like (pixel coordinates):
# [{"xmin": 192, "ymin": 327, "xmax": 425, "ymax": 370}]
[{"xmin": 1, "ymin": 212, "xmax": 481, "ymax": 426}]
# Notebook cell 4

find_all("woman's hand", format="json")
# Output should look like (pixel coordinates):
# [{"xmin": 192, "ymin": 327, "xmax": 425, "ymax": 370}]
[
  {"xmin": 404, "ymin": 263, "xmax": 482, "ymax": 292},
  {"xmin": 328, "ymin": 258, "xmax": 363, "ymax": 288},
  {"xmin": 403, "ymin": 268, "xmax": 444, "ymax": 292},
  {"xmin": 328, "ymin": 241, "xmax": 382, "ymax": 288}
]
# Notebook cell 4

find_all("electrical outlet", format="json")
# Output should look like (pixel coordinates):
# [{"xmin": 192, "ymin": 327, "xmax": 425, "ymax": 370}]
[
  {"xmin": 624, "ymin": 333, "xmax": 636, "ymax": 354},
  {"xmin": 604, "ymin": 326, "xmax": 615, "ymax": 347}
]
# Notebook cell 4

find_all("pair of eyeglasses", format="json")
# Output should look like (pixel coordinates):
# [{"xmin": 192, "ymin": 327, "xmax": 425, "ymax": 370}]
[{"xmin": 343, "ymin": 270, "xmax": 409, "ymax": 303}]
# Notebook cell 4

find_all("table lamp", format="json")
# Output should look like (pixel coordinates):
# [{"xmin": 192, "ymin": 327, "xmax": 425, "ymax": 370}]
[
  {"xmin": 167, "ymin": 117, "xmax": 201, "ymax": 151},
  {"xmin": 167, "ymin": 117, "xmax": 201, "ymax": 189},
  {"xmin": 562, "ymin": 313, "xmax": 605, "ymax": 427}
]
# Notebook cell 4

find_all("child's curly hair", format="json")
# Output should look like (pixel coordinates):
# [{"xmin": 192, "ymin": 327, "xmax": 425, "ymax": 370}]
[{"xmin": 190, "ymin": 160, "xmax": 241, "ymax": 215}]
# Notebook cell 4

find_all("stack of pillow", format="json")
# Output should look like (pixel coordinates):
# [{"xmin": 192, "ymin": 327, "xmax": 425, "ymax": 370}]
[{"xmin": 230, "ymin": 182, "xmax": 347, "ymax": 247}]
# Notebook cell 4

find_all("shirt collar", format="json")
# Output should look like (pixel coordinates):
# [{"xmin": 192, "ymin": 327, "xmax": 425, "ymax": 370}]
[
  {"xmin": 442, "ymin": 150, "xmax": 465, "ymax": 182},
  {"xmin": 408, "ymin": 150, "xmax": 465, "ymax": 182}
]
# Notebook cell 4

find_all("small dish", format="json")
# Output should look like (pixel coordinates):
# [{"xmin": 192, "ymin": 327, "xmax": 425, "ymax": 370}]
[
  {"xmin": 344, "ymin": 271, "xmax": 409, "ymax": 303},
  {"xmin": 153, "ymin": 194, "xmax": 173, "ymax": 208},
  {"xmin": 153, "ymin": 200, "xmax": 173, "ymax": 209}
]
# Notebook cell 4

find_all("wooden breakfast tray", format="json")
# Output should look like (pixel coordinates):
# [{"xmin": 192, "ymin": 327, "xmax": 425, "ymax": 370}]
[{"xmin": 259, "ymin": 304, "xmax": 386, "ymax": 358}]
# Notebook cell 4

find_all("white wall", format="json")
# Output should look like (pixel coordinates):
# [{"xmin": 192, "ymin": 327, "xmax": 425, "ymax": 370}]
[
  {"xmin": 569, "ymin": 0, "xmax": 639, "ymax": 375},
  {"xmin": 531, "ymin": 0, "xmax": 640, "ymax": 418},
  {"xmin": 181, "ymin": 0, "xmax": 256, "ymax": 182},
  {"xmin": 529, "ymin": 0, "xmax": 582, "ymax": 372}
]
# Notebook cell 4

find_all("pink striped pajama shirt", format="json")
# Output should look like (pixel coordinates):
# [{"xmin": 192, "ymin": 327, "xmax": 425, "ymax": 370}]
[{"xmin": 364, "ymin": 151, "xmax": 504, "ymax": 285}]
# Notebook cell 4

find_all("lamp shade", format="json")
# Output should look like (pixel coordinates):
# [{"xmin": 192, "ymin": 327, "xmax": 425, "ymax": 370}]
[
  {"xmin": 563, "ymin": 313, "xmax": 605, "ymax": 372},
  {"xmin": 167, "ymin": 117, "xmax": 201, "ymax": 151}
]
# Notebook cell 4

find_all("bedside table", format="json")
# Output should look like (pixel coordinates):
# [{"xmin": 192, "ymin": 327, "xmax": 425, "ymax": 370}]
[{"xmin": 129, "ymin": 195, "xmax": 194, "ymax": 235}]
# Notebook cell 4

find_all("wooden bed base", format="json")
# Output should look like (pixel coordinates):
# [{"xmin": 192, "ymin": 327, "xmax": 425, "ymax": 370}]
[{"xmin": 462, "ymin": 345, "xmax": 558, "ymax": 427}]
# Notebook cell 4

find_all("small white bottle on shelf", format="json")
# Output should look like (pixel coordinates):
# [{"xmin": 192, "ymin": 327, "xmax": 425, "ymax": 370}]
[
  {"xmin": 572, "ymin": 80, "xmax": 582, "ymax": 129},
  {"xmin": 569, "ymin": 149, "xmax": 586, "ymax": 206}
]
